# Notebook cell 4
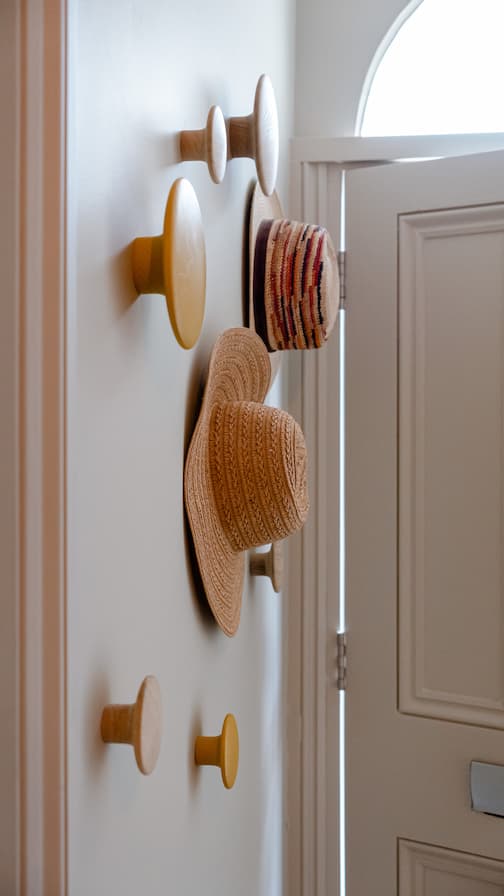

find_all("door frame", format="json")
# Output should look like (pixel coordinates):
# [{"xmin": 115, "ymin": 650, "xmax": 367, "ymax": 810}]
[
  {"xmin": 14, "ymin": 3, "xmax": 68, "ymax": 894},
  {"xmin": 286, "ymin": 132, "xmax": 504, "ymax": 896},
  {"xmin": 285, "ymin": 159, "xmax": 342, "ymax": 896}
]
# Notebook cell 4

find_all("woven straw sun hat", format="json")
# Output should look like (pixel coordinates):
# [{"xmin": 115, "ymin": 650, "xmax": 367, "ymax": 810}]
[
  {"xmin": 184, "ymin": 327, "xmax": 309, "ymax": 636},
  {"xmin": 249, "ymin": 181, "xmax": 339, "ymax": 356}
]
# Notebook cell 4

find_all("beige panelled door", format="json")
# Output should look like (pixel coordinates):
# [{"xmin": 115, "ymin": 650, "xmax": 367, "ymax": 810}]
[{"xmin": 345, "ymin": 150, "xmax": 504, "ymax": 895}]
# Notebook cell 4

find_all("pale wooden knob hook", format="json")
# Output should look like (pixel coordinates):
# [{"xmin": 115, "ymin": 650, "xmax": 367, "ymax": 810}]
[
  {"xmin": 179, "ymin": 105, "xmax": 227, "ymax": 184},
  {"xmin": 131, "ymin": 177, "xmax": 206, "ymax": 349},
  {"xmin": 101, "ymin": 675, "xmax": 162, "ymax": 775},
  {"xmin": 249, "ymin": 541, "xmax": 283, "ymax": 593},
  {"xmin": 226, "ymin": 74, "xmax": 279, "ymax": 196},
  {"xmin": 195, "ymin": 713, "xmax": 239, "ymax": 789}
]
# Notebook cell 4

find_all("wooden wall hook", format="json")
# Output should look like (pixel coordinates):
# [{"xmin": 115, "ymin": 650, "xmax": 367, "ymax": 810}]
[
  {"xmin": 179, "ymin": 105, "xmax": 227, "ymax": 184},
  {"xmin": 131, "ymin": 177, "xmax": 206, "ymax": 349},
  {"xmin": 194, "ymin": 714, "xmax": 239, "ymax": 789},
  {"xmin": 101, "ymin": 675, "xmax": 162, "ymax": 775},
  {"xmin": 249, "ymin": 541, "xmax": 283, "ymax": 593},
  {"xmin": 226, "ymin": 74, "xmax": 279, "ymax": 196}
]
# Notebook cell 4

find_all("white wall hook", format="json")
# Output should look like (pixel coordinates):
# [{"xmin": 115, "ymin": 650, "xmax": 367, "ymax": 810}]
[
  {"xmin": 101, "ymin": 675, "xmax": 162, "ymax": 775},
  {"xmin": 226, "ymin": 74, "xmax": 279, "ymax": 196},
  {"xmin": 249, "ymin": 541, "xmax": 283, "ymax": 593},
  {"xmin": 179, "ymin": 105, "xmax": 227, "ymax": 184}
]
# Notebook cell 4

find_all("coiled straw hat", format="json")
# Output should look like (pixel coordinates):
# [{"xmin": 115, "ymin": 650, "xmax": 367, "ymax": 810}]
[
  {"xmin": 249, "ymin": 182, "xmax": 339, "ymax": 354},
  {"xmin": 184, "ymin": 327, "xmax": 309, "ymax": 636}
]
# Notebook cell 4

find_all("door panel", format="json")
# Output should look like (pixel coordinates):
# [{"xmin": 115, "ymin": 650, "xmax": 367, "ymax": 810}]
[
  {"xmin": 398, "ymin": 841, "xmax": 504, "ymax": 895},
  {"xmin": 398, "ymin": 205, "xmax": 504, "ymax": 728},
  {"xmin": 345, "ymin": 150, "xmax": 504, "ymax": 895}
]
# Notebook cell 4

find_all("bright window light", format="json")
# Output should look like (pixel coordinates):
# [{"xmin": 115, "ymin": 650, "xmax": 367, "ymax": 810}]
[
  {"xmin": 339, "ymin": 309, "xmax": 346, "ymax": 896},
  {"xmin": 338, "ymin": 173, "xmax": 346, "ymax": 896},
  {"xmin": 361, "ymin": 0, "xmax": 504, "ymax": 136}
]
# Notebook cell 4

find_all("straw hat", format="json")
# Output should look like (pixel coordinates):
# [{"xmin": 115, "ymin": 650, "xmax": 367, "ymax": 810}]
[
  {"xmin": 248, "ymin": 182, "xmax": 283, "ymax": 383},
  {"xmin": 249, "ymin": 182, "xmax": 339, "ymax": 353},
  {"xmin": 184, "ymin": 327, "xmax": 309, "ymax": 636}
]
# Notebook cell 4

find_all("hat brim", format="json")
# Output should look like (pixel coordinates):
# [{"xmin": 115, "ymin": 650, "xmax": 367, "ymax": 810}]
[
  {"xmin": 184, "ymin": 328, "xmax": 271, "ymax": 636},
  {"xmin": 249, "ymin": 181, "xmax": 283, "ymax": 385}
]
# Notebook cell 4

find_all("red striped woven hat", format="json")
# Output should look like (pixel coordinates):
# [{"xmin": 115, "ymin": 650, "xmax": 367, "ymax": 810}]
[
  {"xmin": 253, "ymin": 217, "xmax": 339, "ymax": 351},
  {"xmin": 184, "ymin": 328, "xmax": 309, "ymax": 636}
]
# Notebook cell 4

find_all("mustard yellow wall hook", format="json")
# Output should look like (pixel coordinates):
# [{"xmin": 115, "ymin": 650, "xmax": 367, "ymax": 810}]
[
  {"xmin": 226, "ymin": 74, "xmax": 279, "ymax": 197},
  {"xmin": 100, "ymin": 675, "xmax": 162, "ymax": 776},
  {"xmin": 195, "ymin": 713, "xmax": 239, "ymax": 789},
  {"xmin": 131, "ymin": 177, "xmax": 206, "ymax": 349},
  {"xmin": 179, "ymin": 105, "xmax": 227, "ymax": 184}
]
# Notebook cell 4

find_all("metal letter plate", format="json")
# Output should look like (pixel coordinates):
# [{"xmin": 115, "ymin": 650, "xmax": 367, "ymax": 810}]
[{"xmin": 471, "ymin": 761, "xmax": 504, "ymax": 817}]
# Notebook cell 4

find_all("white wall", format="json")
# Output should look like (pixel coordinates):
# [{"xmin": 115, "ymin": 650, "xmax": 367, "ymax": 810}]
[
  {"xmin": 67, "ymin": 1, "xmax": 295, "ymax": 895},
  {"xmin": 294, "ymin": 0, "xmax": 415, "ymax": 136}
]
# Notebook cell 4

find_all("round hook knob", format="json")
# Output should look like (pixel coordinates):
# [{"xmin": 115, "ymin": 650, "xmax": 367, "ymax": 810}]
[
  {"xmin": 101, "ymin": 675, "xmax": 162, "ymax": 775},
  {"xmin": 179, "ymin": 105, "xmax": 227, "ymax": 184},
  {"xmin": 131, "ymin": 177, "xmax": 206, "ymax": 349},
  {"xmin": 249, "ymin": 541, "xmax": 283, "ymax": 593},
  {"xmin": 195, "ymin": 714, "xmax": 239, "ymax": 789},
  {"xmin": 226, "ymin": 74, "xmax": 279, "ymax": 196}
]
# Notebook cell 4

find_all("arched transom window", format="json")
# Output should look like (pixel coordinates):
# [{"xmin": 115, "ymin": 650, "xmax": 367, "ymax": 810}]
[{"xmin": 359, "ymin": 0, "xmax": 504, "ymax": 136}]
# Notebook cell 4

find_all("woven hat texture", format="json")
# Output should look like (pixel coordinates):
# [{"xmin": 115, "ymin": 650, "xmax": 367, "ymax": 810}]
[
  {"xmin": 253, "ymin": 218, "xmax": 338, "ymax": 351},
  {"xmin": 184, "ymin": 327, "xmax": 309, "ymax": 636}
]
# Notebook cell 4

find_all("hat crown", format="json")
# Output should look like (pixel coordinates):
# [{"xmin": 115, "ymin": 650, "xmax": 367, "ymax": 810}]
[
  {"xmin": 253, "ymin": 218, "xmax": 339, "ymax": 351},
  {"xmin": 209, "ymin": 400, "xmax": 309, "ymax": 553}
]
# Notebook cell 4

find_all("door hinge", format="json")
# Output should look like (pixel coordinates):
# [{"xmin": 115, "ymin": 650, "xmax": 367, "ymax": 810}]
[
  {"xmin": 335, "ymin": 631, "xmax": 347, "ymax": 690},
  {"xmin": 337, "ymin": 250, "xmax": 346, "ymax": 309}
]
